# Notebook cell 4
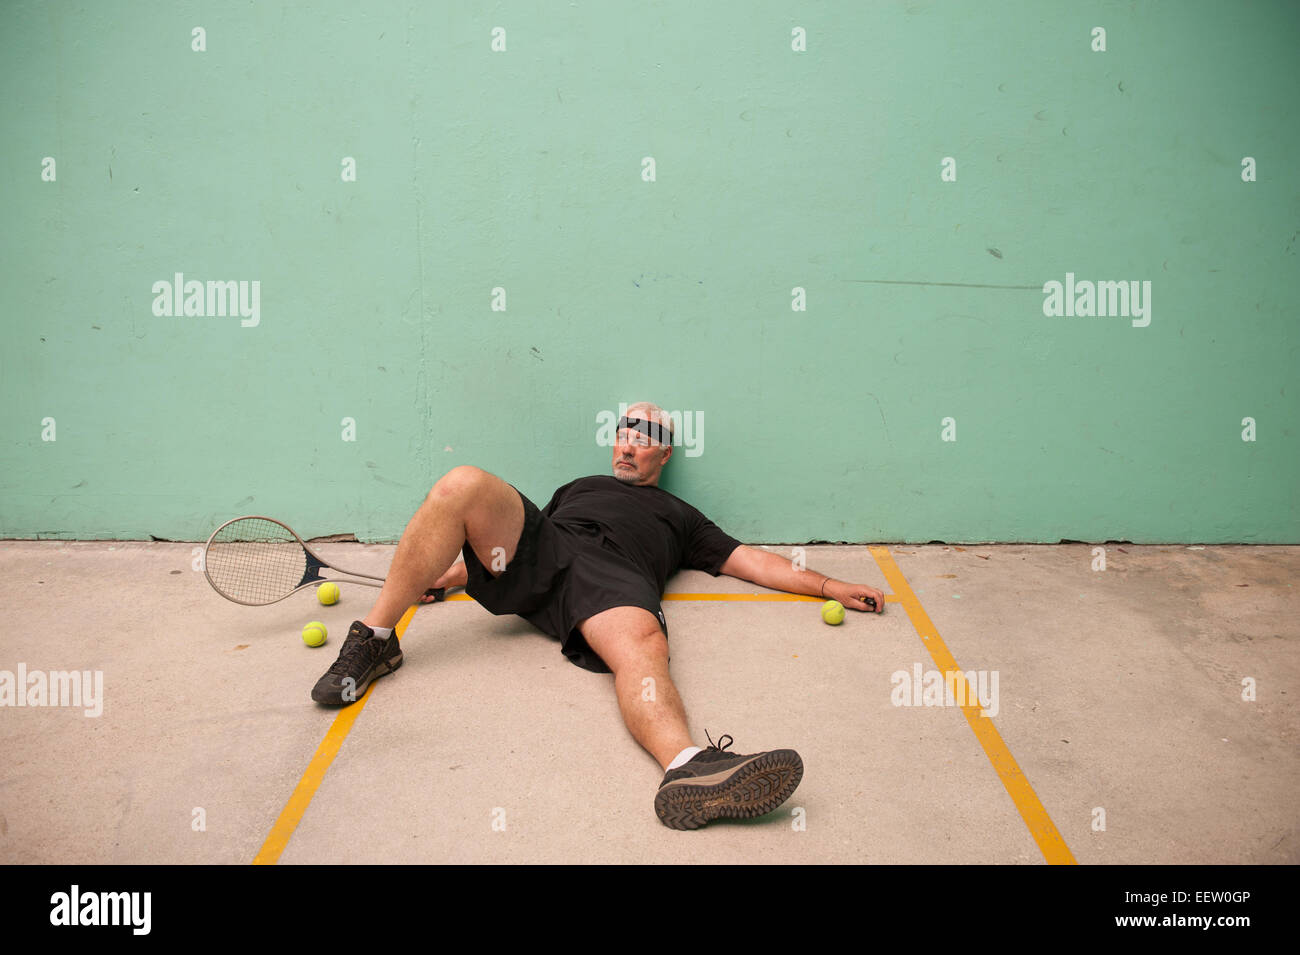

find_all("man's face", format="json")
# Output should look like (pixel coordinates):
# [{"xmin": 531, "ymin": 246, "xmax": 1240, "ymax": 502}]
[{"xmin": 612, "ymin": 421, "xmax": 673, "ymax": 486}]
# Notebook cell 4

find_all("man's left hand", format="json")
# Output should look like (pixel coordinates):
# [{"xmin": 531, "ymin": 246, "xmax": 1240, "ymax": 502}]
[{"xmin": 826, "ymin": 580, "xmax": 884, "ymax": 614}]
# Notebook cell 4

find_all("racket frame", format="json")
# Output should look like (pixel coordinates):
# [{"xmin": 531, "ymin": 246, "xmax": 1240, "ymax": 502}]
[{"xmin": 202, "ymin": 514, "xmax": 387, "ymax": 606}]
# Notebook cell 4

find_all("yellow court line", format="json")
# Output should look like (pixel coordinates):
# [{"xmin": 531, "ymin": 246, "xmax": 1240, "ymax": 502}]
[
  {"xmin": 252, "ymin": 604, "xmax": 418, "ymax": 865},
  {"xmin": 869, "ymin": 546, "xmax": 1077, "ymax": 865},
  {"xmin": 665, "ymin": 592, "xmax": 827, "ymax": 602}
]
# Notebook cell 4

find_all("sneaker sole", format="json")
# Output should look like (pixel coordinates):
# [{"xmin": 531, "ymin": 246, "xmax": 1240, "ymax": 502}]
[
  {"xmin": 310, "ymin": 651, "xmax": 403, "ymax": 705},
  {"xmin": 654, "ymin": 749, "xmax": 803, "ymax": 830}
]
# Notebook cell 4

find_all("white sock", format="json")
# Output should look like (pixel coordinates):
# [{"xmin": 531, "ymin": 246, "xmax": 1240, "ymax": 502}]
[
  {"xmin": 369, "ymin": 626, "xmax": 394, "ymax": 640},
  {"xmin": 667, "ymin": 746, "xmax": 703, "ymax": 770}
]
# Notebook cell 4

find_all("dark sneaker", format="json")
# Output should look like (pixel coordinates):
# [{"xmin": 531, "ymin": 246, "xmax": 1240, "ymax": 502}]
[
  {"xmin": 654, "ymin": 733, "xmax": 803, "ymax": 830},
  {"xmin": 310, "ymin": 621, "xmax": 403, "ymax": 705}
]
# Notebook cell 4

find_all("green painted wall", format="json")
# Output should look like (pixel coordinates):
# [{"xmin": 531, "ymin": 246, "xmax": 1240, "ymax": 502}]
[{"xmin": 2, "ymin": 1, "xmax": 1296, "ymax": 544}]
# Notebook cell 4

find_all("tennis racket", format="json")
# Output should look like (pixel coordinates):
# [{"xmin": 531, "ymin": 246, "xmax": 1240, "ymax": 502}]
[{"xmin": 203, "ymin": 515, "xmax": 445, "ymax": 607}]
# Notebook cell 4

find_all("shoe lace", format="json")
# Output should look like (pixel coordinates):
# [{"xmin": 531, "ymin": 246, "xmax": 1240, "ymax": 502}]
[
  {"xmin": 328, "ymin": 629, "xmax": 375, "ymax": 675},
  {"xmin": 704, "ymin": 730, "xmax": 734, "ymax": 752}
]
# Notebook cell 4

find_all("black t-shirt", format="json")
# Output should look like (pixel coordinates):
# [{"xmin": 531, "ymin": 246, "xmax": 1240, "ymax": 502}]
[{"xmin": 542, "ymin": 475, "xmax": 742, "ymax": 595}]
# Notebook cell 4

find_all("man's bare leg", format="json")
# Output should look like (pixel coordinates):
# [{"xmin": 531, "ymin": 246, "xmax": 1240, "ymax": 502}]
[
  {"xmin": 578, "ymin": 607, "xmax": 694, "ymax": 770},
  {"xmin": 363, "ymin": 465, "xmax": 524, "ymax": 629},
  {"xmin": 312, "ymin": 466, "xmax": 523, "ymax": 705},
  {"xmin": 579, "ymin": 605, "xmax": 804, "ymax": 829}
]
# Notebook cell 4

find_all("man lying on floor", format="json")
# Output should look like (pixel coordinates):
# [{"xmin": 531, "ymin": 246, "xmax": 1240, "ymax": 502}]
[{"xmin": 311, "ymin": 401, "xmax": 884, "ymax": 829}]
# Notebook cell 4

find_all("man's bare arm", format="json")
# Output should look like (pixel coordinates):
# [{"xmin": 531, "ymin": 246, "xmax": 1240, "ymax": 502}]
[
  {"xmin": 718, "ymin": 544, "xmax": 883, "ymax": 613},
  {"xmin": 435, "ymin": 559, "xmax": 468, "ymax": 589}
]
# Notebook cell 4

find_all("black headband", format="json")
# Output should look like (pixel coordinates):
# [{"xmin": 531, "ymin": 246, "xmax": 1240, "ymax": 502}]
[{"xmin": 617, "ymin": 416, "xmax": 673, "ymax": 445}]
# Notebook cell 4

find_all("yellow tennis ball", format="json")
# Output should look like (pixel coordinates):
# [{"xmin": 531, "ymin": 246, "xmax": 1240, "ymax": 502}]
[
  {"xmin": 821, "ymin": 600, "xmax": 845, "ymax": 625},
  {"xmin": 302, "ymin": 621, "xmax": 328, "ymax": 647},
  {"xmin": 317, "ymin": 582, "xmax": 340, "ymax": 605}
]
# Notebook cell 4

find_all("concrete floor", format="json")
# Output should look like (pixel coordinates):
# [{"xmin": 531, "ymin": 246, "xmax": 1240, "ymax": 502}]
[{"xmin": 0, "ymin": 540, "xmax": 1295, "ymax": 865}]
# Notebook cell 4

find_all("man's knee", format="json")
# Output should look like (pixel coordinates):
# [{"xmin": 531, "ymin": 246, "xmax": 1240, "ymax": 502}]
[
  {"xmin": 582, "ymin": 608, "xmax": 669, "ymax": 675},
  {"xmin": 622, "ymin": 625, "xmax": 668, "ymax": 661},
  {"xmin": 429, "ymin": 465, "xmax": 489, "ymax": 503}
]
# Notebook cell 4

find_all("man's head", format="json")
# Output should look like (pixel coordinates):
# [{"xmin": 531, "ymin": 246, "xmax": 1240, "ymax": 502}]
[{"xmin": 612, "ymin": 401, "xmax": 674, "ymax": 486}]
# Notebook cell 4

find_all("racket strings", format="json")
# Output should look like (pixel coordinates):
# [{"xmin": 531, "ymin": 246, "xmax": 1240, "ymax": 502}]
[{"xmin": 206, "ymin": 518, "xmax": 309, "ymax": 604}]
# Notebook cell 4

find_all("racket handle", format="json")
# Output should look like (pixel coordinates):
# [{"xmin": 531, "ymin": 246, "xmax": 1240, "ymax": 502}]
[{"xmin": 424, "ymin": 587, "xmax": 446, "ymax": 602}]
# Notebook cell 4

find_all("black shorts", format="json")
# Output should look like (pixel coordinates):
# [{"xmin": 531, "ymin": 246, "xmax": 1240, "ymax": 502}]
[{"xmin": 461, "ymin": 486, "xmax": 668, "ymax": 673}]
